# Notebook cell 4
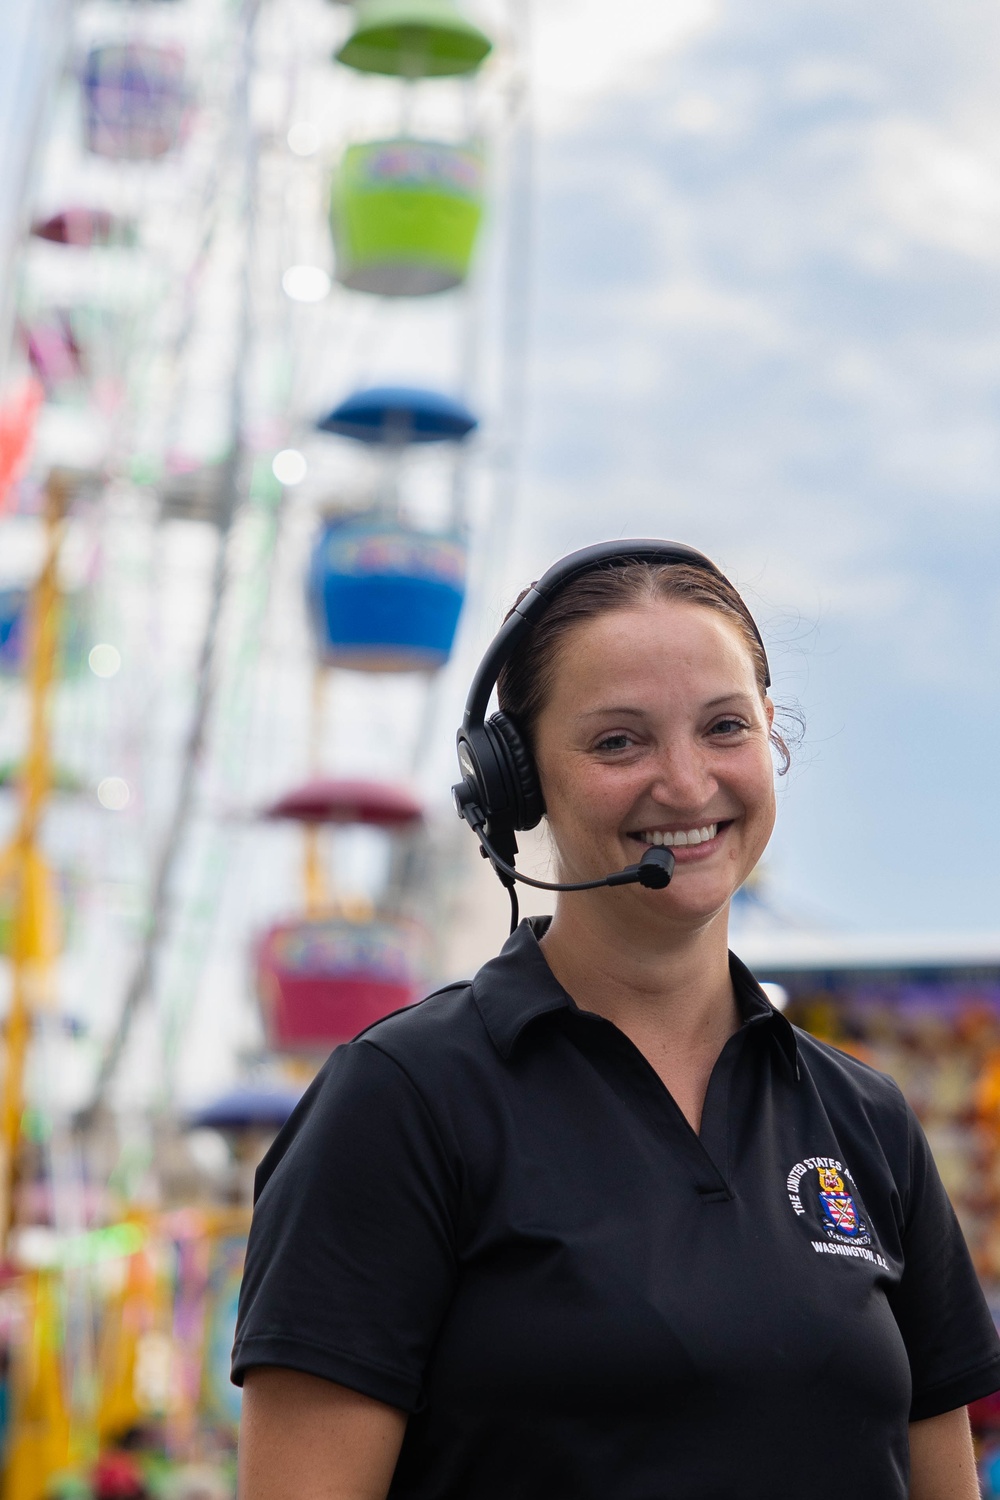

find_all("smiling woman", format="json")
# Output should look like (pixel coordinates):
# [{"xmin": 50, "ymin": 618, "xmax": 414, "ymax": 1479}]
[
  {"xmin": 531, "ymin": 599, "xmax": 775, "ymax": 960},
  {"xmin": 233, "ymin": 543, "xmax": 999, "ymax": 1500}
]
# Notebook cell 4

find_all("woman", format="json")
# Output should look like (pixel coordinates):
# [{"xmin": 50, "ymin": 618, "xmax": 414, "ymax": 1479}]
[{"xmin": 234, "ymin": 542, "xmax": 1000, "ymax": 1499}]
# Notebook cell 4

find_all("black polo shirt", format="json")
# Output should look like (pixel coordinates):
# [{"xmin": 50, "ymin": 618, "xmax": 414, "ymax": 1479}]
[{"xmin": 233, "ymin": 918, "xmax": 1000, "ymax": 1499}]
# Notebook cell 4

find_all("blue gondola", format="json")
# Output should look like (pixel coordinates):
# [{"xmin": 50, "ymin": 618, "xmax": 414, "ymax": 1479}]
[{"xmin": 308, "ymin": 515, "xmax": 467, "ymax": 671}]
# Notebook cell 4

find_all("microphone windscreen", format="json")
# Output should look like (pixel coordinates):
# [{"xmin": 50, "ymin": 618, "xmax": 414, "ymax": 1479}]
[{"xmin": 635, "ymin": 846, "xmax": 675, "ymax": 889}]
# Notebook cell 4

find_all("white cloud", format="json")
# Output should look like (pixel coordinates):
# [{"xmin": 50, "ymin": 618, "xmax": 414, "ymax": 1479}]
[
  {"xmin": 641, "ymin": 277, "xmax": 788, "ymax": 344},
  {"xmin": 531, "ymin": 0, "xmax": 720, "ymax": 131},
  {"xmin": 782, "ymin": 58, "xmax": 886, "ymax": 108},
  {"xmin": 867, "ymin": 116, "xmax": 1000, "ymax": 259}
]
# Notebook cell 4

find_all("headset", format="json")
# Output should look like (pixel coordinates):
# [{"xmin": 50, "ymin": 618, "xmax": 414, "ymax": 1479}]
[{"xmin": 452, "ymin": 539, "xmax": 771, "ymax": 933}]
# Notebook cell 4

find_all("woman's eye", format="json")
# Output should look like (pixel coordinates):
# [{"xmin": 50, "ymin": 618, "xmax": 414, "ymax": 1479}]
[
  {"xmin": 710, "ymin": 717, "xmax": 749, "ymax": 736},
  {"xmin": 595, "ymin": 733, "xmax": 632, "ymax": 752}
]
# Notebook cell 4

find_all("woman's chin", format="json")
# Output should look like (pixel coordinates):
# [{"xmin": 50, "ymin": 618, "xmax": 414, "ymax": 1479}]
[{"xmin": 635, "ymin": 874, "xmax": 739, "ymax": 928}]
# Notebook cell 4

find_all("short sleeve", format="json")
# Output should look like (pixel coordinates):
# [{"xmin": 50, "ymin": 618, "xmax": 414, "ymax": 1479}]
[
  {"xmin": 888, "ymin": 1099, "xmax": 1000, "ymax": 1420},
  {"xmin": 231, "ymin": 1039, "xmax": 460, "ymax": 1412}
]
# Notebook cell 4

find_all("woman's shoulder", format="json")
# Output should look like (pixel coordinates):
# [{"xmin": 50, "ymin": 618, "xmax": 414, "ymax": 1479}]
[
  {"xmin": 254, "ymin": 982, "xmax": 489, "ymax": 1198},
  {"xmin": 791, "ymin": 1024, "xmax": 911, "ymax": 1127},
  {"xmin": 346, "ymin": 977, "xmax": 490, "ymax": 1083},
  {"xmin": 358, "ymin": 977, "xmax": 476, "ymax": 1040}
]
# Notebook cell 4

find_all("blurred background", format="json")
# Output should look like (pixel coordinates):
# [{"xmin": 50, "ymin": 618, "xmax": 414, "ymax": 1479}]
[{"xmin": 0, "ymin": 0, "xmax": 998, "ymax": 1495}]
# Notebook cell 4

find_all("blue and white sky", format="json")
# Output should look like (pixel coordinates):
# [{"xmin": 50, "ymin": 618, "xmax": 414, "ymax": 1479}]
[{"xmin": 501, "ymin": 0, "xmax": 1000, "ymax": 933}]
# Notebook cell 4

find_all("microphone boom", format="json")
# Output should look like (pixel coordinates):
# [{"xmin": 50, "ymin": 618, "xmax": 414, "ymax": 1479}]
[{"xmin": 458, "ymin": 792, "xmax": 675, "ymax": 896}]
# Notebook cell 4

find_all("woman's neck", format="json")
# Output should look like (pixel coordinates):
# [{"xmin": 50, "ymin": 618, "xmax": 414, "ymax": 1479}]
[{"xmin": 538, "ymin": 896, "xmax": 740, "ymax": 1131}]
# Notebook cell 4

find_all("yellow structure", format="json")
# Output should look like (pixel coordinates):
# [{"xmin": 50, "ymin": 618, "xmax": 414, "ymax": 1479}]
[
  {"xmin": 0, "ymin": 471, "xmax": 67, "ymax": 1244},
  {"xmin": 1, "ymin": 1273, "xmax": 72, "ymax": 1500},
  {"xmin": 96, "ymin": 1244, "xmax": 157, "ymax": 1444},
  {"xmin": 1, "ymin": 472, "xmax": 72, "ymax": 1500}
]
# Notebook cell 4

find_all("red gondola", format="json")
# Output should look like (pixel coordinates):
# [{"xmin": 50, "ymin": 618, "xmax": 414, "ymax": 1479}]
[
  {"xmin": 260, "ymin": 778, "xmax": 423, "ymax": 828},
  {"xmin": 256, "ymin": 917, "xmax": 421, "ymax": 1051}
]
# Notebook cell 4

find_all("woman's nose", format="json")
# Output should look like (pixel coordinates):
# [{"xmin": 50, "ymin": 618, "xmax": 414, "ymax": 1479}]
[{"xmin": 648, "ymin": 739, "xmax": 716, "ymax": 811}]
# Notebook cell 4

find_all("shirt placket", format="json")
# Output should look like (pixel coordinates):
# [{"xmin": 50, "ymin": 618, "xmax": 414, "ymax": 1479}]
[{"xmin": 569, "ymin": 1014, "xmax": 751, "ymax": 1201}]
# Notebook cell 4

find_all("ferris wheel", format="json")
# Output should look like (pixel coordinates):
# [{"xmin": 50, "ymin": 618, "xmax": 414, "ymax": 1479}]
[{"xmin": 0, "ymin": 0, "xmax": 534, "ymax": 1489}]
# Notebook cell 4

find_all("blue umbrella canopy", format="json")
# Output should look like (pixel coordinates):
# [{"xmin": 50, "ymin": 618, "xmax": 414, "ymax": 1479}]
[
  {"xmin": 317, "ymin": 385, "xmax": 478, "ymax": 444},
  {"xmin": 188, "ymin": 1084, "xmax": 303, "ymax": 1132}
]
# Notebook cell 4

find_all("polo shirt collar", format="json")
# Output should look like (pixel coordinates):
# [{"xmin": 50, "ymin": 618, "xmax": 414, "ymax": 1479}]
[{"xmin": 472, "ymin": 916, "xmax": 799, "ymax": 1079}]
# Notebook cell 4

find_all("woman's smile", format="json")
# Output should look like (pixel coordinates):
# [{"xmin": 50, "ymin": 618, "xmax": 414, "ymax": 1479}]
[
  {"xmin": 632, "ymin": 824, "xmax": 718, "ymax": 848},
  {"xmin": 627, "ymin": 820, "xmax": 733, "ymax": 859}
]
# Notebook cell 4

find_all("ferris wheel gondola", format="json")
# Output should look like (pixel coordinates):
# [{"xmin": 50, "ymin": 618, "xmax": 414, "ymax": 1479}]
[
  {"xmin": 31, "ymin": 208, "xmax": 130, "ymax": 249},
  {"xmin": 331, "ymin": 138, "xmax": 486, "ymax": 297},
  {"xmin": 255, "ymin": 915, "xmax": 423, "ymax": 1053},
  {"xmin": 311, "ymin": 387, "xmax": 477, "ymax": 670},
  {"xmin": 254, "ymin": 775, "xmax": 428, "ymax": 1050},
  {"xmin": 81, "ymin": 43, "xmax": 189, "ymax": 162},
  {"xmin": 335, "ymin": 0, "xmax": 493, "ymax": 80},
  {"xmin": 307, "ymin": 514, "xmax": 467, "ymax": 672}
]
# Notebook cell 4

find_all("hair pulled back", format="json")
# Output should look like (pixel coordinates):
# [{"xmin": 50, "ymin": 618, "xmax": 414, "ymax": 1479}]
[{"xmin": 497, "ymin": 561, "xmax": 792, "ymax": 772}]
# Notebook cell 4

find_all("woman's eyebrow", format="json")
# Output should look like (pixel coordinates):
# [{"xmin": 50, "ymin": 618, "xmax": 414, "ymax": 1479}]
[
  {"xmin": 578, "ymin": 691, "xmax": 755, "ymax": 720},
  {"xmin": 703, "ymin": 692, "xmax": 756, "ymax": 709},
  {"xmin": 577, "ymin": 705, "xmax": 645, "ymax": 719}
]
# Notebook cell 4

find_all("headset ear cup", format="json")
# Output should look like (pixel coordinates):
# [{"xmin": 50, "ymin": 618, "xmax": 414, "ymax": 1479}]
[{"xmin": 488, "ymin": 711, "xmax": 545, "ymax": 830}]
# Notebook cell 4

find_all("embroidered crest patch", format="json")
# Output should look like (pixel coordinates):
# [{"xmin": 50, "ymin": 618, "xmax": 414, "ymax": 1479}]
[
  {"xmin": 817, "ymin": 1165, "xmax": 861, "ymax": 1236},
  {"xmin": 786, "ymin": 1155, "xmax": 888, "ymax": 1270}
]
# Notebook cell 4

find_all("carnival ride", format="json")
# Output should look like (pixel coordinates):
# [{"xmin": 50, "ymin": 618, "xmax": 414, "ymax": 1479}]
[{"xmin": 0, "ymin": 0, "xmax": 527, "ymax": 1495}]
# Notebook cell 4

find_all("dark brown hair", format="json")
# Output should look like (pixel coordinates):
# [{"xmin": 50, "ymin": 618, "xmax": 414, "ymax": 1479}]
[{"xmin": 497, "ymin": 561, "xmax": 792, "ymax": 772}]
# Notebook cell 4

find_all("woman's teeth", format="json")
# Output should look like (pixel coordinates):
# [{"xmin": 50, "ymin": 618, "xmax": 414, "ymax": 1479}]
[{"xmin": 638, "ymin": 824, "xmax": 718, "ymax": 848}]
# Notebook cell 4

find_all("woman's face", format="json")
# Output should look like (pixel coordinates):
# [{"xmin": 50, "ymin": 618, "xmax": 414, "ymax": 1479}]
[{"xmin": 532, "ymin": 599, "xmax": 777, "ymax": 928}]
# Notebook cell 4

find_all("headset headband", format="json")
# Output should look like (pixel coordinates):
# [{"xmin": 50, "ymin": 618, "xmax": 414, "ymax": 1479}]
[{"xmin": 462, "ymin": 538, "xmax": 770, "ymax": 729}]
